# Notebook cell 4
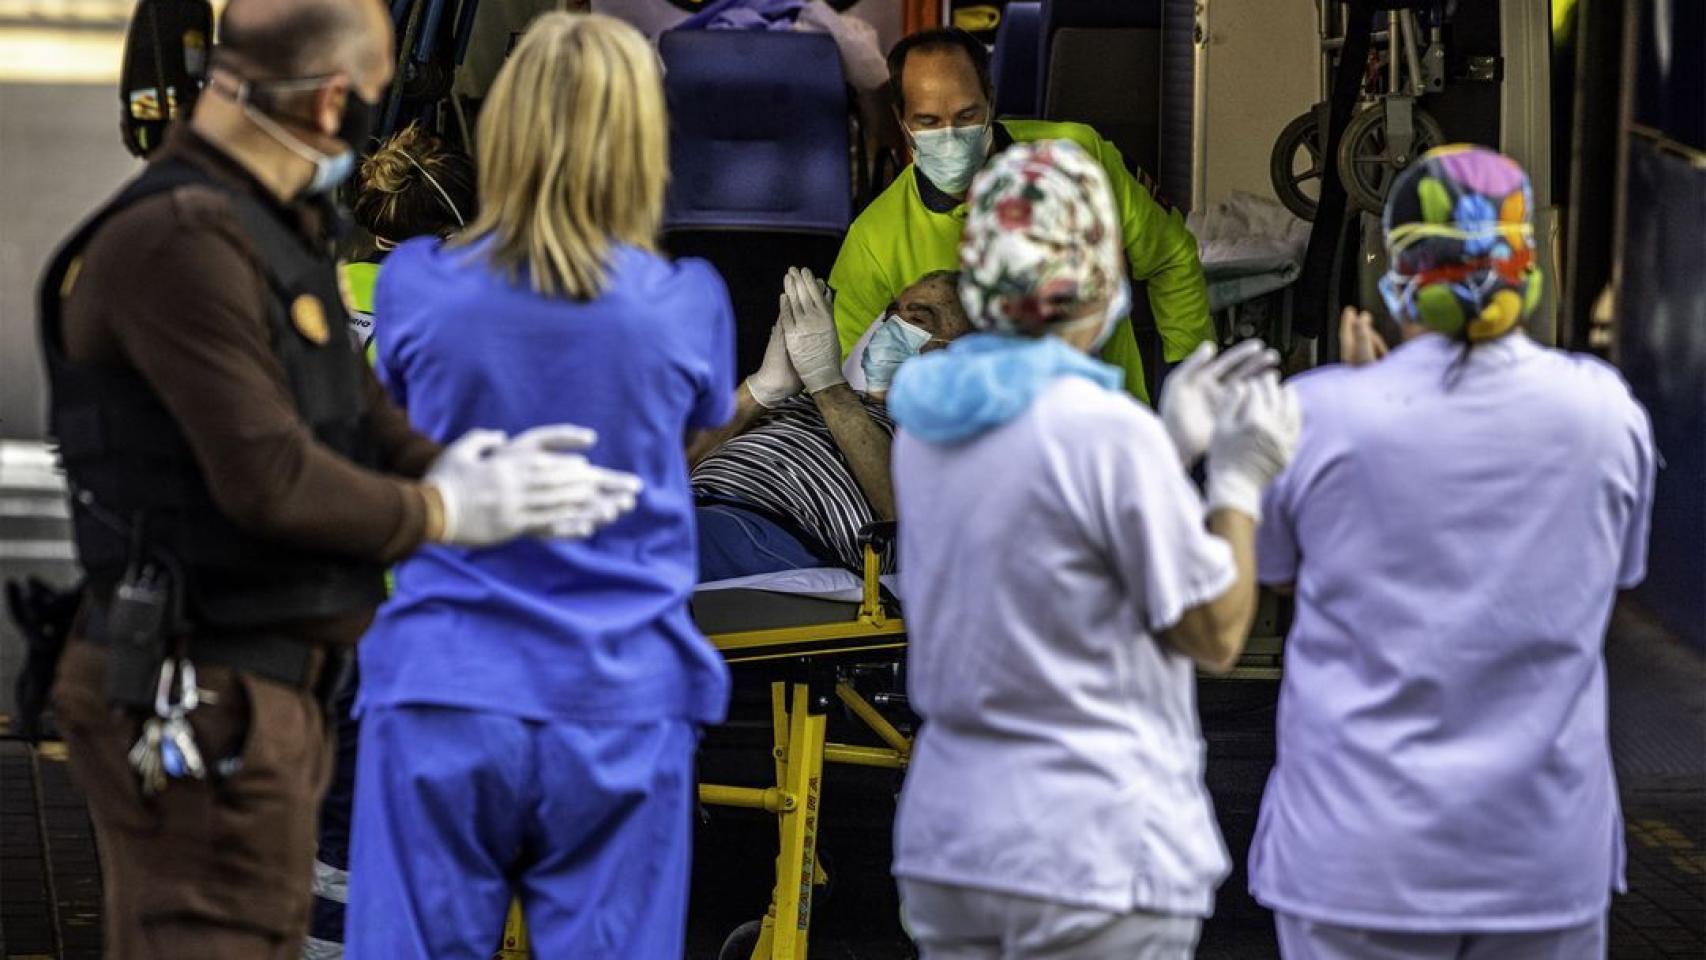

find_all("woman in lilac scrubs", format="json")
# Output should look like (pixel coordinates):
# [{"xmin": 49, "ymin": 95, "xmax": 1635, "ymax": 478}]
[{"xmin": 1250, "ymin": 146, "xmax": 1658, "ymax": 959}]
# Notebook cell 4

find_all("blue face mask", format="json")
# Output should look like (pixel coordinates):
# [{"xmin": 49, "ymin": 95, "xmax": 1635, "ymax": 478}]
[
  {"xmin": 862, "ymin": 314, "xmax": 935, "ymax": 392},
  {"xmin": 305, "ymin": 150, "xmax": 355, "ymax": 196},
  {"xmin": 910, "ymin": 122, "xmax": 993, "ymax": 196},
  {"xmin": 235, "ymin": 76, "xmax": 372, "ymax": 197}
]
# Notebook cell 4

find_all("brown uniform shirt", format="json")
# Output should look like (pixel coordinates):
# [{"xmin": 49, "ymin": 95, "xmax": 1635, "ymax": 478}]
[{"xmin": 60, "ymin": 127, "xmax": 441, "ymax": 646}]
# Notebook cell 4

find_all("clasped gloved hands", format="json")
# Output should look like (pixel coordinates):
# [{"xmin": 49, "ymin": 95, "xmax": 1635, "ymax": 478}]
[
  {"xmin": 744, "ymin": 266, "xmax": 845, "ymax": 406},
  {"xmin": 425, "ymin": 425, "xmax": 644, "ymax": 547},
  {"xmin": 1159, "ymin": 338, "xmax": 1281, "ymax": 467},
  {"xmin": 1204, "ymin": 374, "xmax": 1302, "ymax": 522},
  {"xmin": 745, "ymin": 312, "xmax": 804, "ymax": 408},
  {"xmin": 780, "ymin": 267, "xmax": 846, "ymax": 394}
]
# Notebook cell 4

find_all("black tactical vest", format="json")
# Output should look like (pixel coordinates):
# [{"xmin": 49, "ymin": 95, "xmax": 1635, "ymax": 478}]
[{"xmin": 39, "ymin": 157, "xmax": 387, "ymax": 629}]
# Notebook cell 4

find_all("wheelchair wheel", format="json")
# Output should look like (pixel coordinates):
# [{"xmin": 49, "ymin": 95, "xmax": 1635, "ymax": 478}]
[
  {"xmin": 1336, "ymin": 103, "xmax": 1446, "ymax": 215},
  {"xmin": 1269, "ymin": 109, "xmax": 1325, "ymax": 222},
  {"xmin": 717, "ymin": 919, "xmax": 764, "ymax": 960}
]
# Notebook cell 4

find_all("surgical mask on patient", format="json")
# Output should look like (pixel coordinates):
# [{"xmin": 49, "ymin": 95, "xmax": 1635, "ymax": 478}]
[
  {"xmin": 910, "ymin": 123, "xmax": 993, "ymax": 195},
  {"xmin": 862, "ymin": 315, "xmax": 934, "ymax": 392}
]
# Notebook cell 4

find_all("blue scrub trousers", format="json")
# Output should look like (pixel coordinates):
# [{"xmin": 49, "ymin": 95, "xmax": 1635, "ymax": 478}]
[
  {"xmin": 344, "ymin": 705, "xmax": 698, "ymax": 960},
  {"xmin": 696, "ymin": 503, "xmax": 822, "ymax": 581}
]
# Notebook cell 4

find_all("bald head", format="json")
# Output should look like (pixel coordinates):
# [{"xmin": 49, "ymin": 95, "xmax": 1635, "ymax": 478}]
[{"xmin": 219, "ymin": 0, "xmax": 391, "ymax": 86}]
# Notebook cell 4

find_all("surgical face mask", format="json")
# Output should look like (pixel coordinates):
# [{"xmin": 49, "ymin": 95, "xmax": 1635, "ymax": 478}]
[
  {"xmin": 1378, "ymin": 270, "xmax": 1414, "ymax": 325},
  {"xmin": 1064, "ymin": 277, "xmax": 1132, "ymax": 352},
  {"xmin": 1055, "ymin": 279, "xmax": 1131, "ymax": 353},
  {"xmin": 910, "ymin": 122, "xmax": 993, "ymax": 196},
  {"xmin": 1096, "ymin": 280, "xmax": 1132, "ymax": 350},
  {"xmin": 234, "ymin": 75, "xmax": 376, "ymax": 196},
  {"xmin": 311, "ymin": 90, "xmax": 375, "ymax": 192},
  {"xmin": 862, "ymin": 314, "xmax": 935, "ymax": 392}
]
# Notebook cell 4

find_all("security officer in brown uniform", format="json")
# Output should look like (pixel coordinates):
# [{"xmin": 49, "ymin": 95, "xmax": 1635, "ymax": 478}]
[{"xmin": 39, "ymin": 1, "xmax": 642, "ymax": 956}]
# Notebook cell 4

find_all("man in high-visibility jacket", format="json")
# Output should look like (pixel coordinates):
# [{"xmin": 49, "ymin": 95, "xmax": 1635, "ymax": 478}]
[{"xmin": 830, "ymin": 27, "xmax": 1213, "ymax": 403}]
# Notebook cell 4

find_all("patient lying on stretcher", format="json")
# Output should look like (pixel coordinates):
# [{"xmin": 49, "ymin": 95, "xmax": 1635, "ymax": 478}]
[{"xmin": 688, "ymin": 268, "xmax": 970, "ymax": 581}]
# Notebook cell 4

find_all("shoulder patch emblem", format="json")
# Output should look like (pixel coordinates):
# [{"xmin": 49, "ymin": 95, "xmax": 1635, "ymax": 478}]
[{"xmin": 291, "ymin": 293, "xmax": 330, "ymax": 345}]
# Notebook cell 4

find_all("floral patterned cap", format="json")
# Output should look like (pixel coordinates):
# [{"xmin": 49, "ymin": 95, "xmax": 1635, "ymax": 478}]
[
  {"xmin": 957, "ymin": 139, "xmax": 1124, "ymax": 336},
  {"xmin": 1380, "ymin": 144, "xmax": 1542, "ymax": 342}
]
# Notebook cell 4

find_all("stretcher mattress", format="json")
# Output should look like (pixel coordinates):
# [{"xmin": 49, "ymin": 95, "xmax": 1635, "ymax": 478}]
[{"xmin": 692, "ymin": 568, "xmax": 901, "ymax": 640}]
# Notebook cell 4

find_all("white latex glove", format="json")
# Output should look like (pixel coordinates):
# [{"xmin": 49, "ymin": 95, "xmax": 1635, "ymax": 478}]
[
  {"xmin": 781, "ymin": 267, "xmax": 846, "ymax": 394},
  {"xmin": 426, "ymin": 425, "xmax": 643, "ymax": 547},
  {"xmin": 744, "ymin": 307, "xmax": 804, "ymax": 408},
  {"xmin": 1159, "ymin": 339, "xmax": 1281, "ymax": 467},
  {"xmin": 501, "ymin": 425, "xmax": 644, "ymax": 540},
  {"xmin": 1204, "ymin": 374, "xmax": 1301, "ymax": 522}
]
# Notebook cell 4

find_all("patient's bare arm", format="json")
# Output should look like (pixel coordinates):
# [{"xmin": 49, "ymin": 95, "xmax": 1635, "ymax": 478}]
[
  {"xmin": 812, "ymin": 384, "xmax": 896, "ymax": 521},
  {"xmin": 687, "ymin": 384, "xmax": 769, "ymax": 467}
]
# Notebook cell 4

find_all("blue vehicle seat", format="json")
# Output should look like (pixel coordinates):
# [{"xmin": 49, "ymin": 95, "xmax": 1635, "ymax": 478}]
[
  {"xmin": 1036, "ymin": 0, "xmax": 1196, "ymax": 211},
  {"xmin": 991, "ymin": 2, "xmax": 1042, "ymax": 119},
  {"xmin": 659, "ymin": 29, "xmax": 852, "ymax": 377}
]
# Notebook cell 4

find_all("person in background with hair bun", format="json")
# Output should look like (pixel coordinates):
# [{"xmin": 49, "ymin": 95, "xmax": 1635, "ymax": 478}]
[
  {"xmin": 1250, "ymin": 145, "xmax": 1657, "ymax": 959},
  {"xmin": 340, "ymin": 123, "xmax": 476, "ymax": 361}
]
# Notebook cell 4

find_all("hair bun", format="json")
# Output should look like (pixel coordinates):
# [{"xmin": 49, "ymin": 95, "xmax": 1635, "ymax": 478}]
[{"xmin": 360, "ymin": 122, "xmax": 434, "ymax": 194}]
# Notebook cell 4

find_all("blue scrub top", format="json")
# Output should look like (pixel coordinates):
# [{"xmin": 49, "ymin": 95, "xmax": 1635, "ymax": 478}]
[{"xmin": 359, "ymin": 238, "xmax": 736, "ymax": 726}]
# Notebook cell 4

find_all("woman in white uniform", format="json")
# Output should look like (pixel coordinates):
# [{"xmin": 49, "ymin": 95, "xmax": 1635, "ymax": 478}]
[
  {"xmin": 885, "ymin": 139, "xmax": 1301, "ymax": 959},
  {"xmin": 1250, "ymin": 145, "xmax": 1658, "ymax": 959}
]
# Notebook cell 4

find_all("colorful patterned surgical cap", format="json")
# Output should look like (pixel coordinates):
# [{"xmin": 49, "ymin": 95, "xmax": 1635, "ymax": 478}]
[
  {"xmin": 957, "ymin": 139, "xmax": 1124, "ymax": 336},
  {"xmin": 1379, "ymin": 144, "xmax": 1543, "ymax": 342}
]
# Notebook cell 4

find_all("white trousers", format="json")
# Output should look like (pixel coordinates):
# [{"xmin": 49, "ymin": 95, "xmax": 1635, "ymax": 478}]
[
  {"xmin": 1275, "ymin": 911, "xmax": 1608, "ymax": 960},
  {"xmin": 898, "ymin": 878, "xmax": 1203, "ymax": 960}
]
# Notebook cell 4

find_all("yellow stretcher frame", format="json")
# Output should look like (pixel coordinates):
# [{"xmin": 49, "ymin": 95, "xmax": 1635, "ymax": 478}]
[
  {"xmin": 496, "ymin": 534, "xmax": 1285, "ymax": 959},
  {"xmin": 497, "ymin": 536, "xmax": 909, "ymax": 960}
]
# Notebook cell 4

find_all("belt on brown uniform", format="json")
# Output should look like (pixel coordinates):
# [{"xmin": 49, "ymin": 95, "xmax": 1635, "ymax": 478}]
[{"xmin": 82, "ymin": 599, "xmax": 336, "ymax": 692}]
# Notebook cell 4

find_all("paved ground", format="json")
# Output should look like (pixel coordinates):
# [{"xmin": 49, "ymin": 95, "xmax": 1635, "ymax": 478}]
[{"xmin": 0, "ymin": 78, "xmax": 141, "ymax": 442}]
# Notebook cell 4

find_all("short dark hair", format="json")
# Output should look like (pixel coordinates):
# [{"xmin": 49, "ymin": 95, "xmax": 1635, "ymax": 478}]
[{"xmin": 887, "ymin": 28, "xmax": 992, "ymax": 114}]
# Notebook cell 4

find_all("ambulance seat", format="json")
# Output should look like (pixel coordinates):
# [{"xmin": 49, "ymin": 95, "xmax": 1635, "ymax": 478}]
[
  {"xmin": 1044, "ymin": 27, "xmax": 1163, "ymax": 177},
  {"xmin": 1037, "ymin": 0, "xmax": 1196, "ymax": 210},
  {"xmin": 658, "ymin": 30, "xmax": 852, "ymax": 378},
  {"xmin": 991, "ymin": 2, "xmax": 1042, "ymax": 119}
]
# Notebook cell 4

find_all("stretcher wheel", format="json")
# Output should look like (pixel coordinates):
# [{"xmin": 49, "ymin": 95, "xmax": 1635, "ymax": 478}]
[
  {"xmin": 1336, "ymin": 103, "xmax": 1447, "ymax": 215},
  {"xmin": 717, "ymin": 919, "xmax": 764, "ymax": 960},
  {"xmin": 1270, "ymin": 109, "xmax": 1326, "ymax": 222}
]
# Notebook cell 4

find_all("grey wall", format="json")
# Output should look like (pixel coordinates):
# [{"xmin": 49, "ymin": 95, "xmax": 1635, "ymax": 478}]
[{"xmin": 1, "ymin": 82, "xmax": 143, "ymax": 441}]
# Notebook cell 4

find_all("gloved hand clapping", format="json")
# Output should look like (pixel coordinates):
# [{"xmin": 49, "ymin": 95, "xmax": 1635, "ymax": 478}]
[
  {"xmin": 1204, "ymin": 374, "xmax": 1301, "ymax": 522},
  {"xmin": 425, "ymin": 425, "xmax": 644, "ymax": 547},
  {"xmin": 745, "ymin": 312, "xmax": 804, "ymax": 408},
  {"xmin": 781, "ymin": 267, "xmax": 846, "ymax": 394},
  {"xmin": 1159, "ymin": 339, "xmax": 1280, "ymax": 467}
]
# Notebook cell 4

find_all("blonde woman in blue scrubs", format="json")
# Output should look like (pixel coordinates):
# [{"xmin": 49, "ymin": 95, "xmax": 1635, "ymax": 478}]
[{"xmin": 345, "ymin": 15, "xmax": 735, "ymax": 958}]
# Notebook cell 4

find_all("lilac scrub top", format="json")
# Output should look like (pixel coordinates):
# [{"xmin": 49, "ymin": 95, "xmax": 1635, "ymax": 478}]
[{"xmin": 1252, "ymin": 332, "xmax": 1657, "ymax": 931}]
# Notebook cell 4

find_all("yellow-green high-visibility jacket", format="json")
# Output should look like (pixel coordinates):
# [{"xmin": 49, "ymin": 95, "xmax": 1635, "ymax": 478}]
[
  {"xmin": 342, "ymin": 260, "xmax": 381, "ymax": 366},
  {"xmin": 829, "ymin": 119, "xmax": 1213, "ymax": 403}
]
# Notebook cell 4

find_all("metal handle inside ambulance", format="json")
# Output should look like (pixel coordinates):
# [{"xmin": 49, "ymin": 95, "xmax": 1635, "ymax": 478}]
[{"xmin": 119, "ymin": 0, "xmax": 214, "ymax": 158}]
